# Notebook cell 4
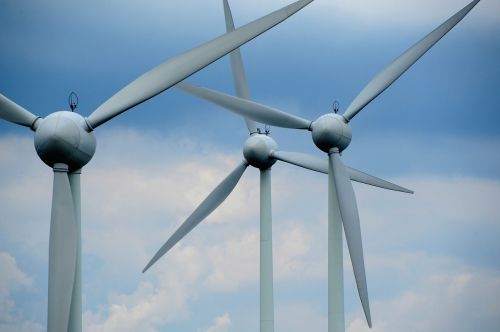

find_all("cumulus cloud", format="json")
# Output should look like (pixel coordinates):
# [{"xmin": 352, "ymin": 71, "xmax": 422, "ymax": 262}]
[
  {"xmin": 1, "ymin": 129, "xmax": 499, "ymax": 331},
  {"xmin": 203, "ymin": 312, "xmax": 231, "ymax": 332},
  {"xmin": 346, "ymin": 262, "xmax": 500, "ymax": 332},
  {"xmin": 0, "ymin": 252, "xmax": 43, "ymax": 332},
  {"xmin": 84, "ymin": 247, "xmax": 199, "ymax": 332},
  {"xmin": 356, "ymin": 175, "xmax": 500, "ymax": 251},
  {"xmin": 0, "ymin": 252, "xmax": 31, "ymax": 321}
]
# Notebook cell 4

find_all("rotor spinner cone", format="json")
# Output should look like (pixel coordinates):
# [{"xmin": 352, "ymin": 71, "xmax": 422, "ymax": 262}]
[
  {"xmin": 311, "ymin": 113, "xmax": 352, "ymax": 153},
  {"xmin": 243, "ymin": 134, "xmax": 278, "ymax": 169},
  {"xmin": 34, "ymin": 111, "xmax": 96, "ymax": 170}
]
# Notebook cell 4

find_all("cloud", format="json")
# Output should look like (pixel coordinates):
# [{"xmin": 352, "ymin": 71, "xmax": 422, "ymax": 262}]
[
  {"xmin": 202, "ymin": 224, "xmax": 316, "ymax": 292},
  {"xmin": 83, "ymin": 243, "xmax": 210, "ymax": 332},
  {"xmin": 346, "ymin": 262, "xmax": 500, "ymax": 332},
  {"xmin": 273, "ymin": 254, "xmax": 500, "ymax": 332},
  {"xmin": 355, "ymin": 175, "xmax": 500, "ymax": 252},
  {"xmin": 203, "ymin": 312, "xmax": 231, "ymax": 332},
  {"xmin": 276, "ymin": 303, "xmax": 327, "ymax": 332},
  {"xmin": 0, "ymin": 252, "xmax": 31, "ymax": 321},
  {"xmin": 1, "ymin": 129, "xmax": 500, "ymax": 331},
  {"xmin": 0, "ymin": 252, "xmax": 43, "ymax": 332}
]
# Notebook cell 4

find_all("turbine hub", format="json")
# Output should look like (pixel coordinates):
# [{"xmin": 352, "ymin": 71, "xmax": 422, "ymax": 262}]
[
  {"xmin": 34, "ymin": 111, "xmax": 96, "ymax": 170},
  {"xmin": 311, "ymin": 113, "xmax": 352, "ymax": 153},
  {"xmin": 243, "ymin": 134, "xmax": 278, "ymax": 169}
]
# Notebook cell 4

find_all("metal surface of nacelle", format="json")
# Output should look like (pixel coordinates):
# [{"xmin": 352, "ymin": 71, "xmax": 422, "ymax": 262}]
[
  {"xmin": 243, "ymin": 134, "xmax": 278, "ymax": 169},
  {"xmin": 34, "ymin": 111, "xmax": 96, "ymax": 170},
  {"xmin": 311, "ymin": 113, "xmax": 352, "ymax": 153}
]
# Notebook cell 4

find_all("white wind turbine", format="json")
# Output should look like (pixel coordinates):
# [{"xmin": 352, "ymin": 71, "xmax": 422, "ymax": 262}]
[
  {"xmin": 143, "ymin": 1, "xmax": 413, "ymax": 332},
  {"xmin": 0, "ymin": 1, "xmax": 313, "ymax": 331},
  {"xmin": 172, "ymin": 0, "xmax": 480, "ymax": 330}
]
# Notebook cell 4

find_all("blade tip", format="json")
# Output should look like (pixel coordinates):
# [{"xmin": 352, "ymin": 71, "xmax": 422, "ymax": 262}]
[
  {"xmin": 142, "ymin": 261, "xmax": 154, "ymax": 273},
  {"xmin": 366, "ymin": 310, "xmax": 372, "ymax": 328},
  {"xmin": 404, "ymin": 188, "xmax": 415, "ymax": 194}
]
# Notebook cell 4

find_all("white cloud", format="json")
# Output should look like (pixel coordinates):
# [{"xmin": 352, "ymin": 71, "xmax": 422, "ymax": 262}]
[
  {"xmin": 203, "ymin": 312, "xmax": 231, "ymax": 332},
  {"xmin": 0, "ymin": 252, "xmax": 31, "ymax": 321},
  {"xmin": 0, "ymin": 136, "xmax": 51, "ymax": 258},
  {"xmin": 275, "ymin": 225, "xmax": 311, "ymax": 278},
  {"xmin": 0, "ymin": 252, "xmax": 43, "ymax": 332},
  {"xmin": 204, "ymin": 231, "xmax": 259, "ymax": 292},
  {"xmin": 1, "ymin": 130, "xmax": 500, "ymax": 331},
  {"xmin": 346, "ymin": 263, "xmax": 500, "ymax": 332},
  {"xmin": 84, "ymin": 245, "xmax": 205, "ymax": 332},
  {"xmin": 355, "ymin": 175, "xmax": 500, "ymax": 251}
]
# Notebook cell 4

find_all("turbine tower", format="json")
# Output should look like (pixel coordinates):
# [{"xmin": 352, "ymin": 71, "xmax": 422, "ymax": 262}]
[
  {"xmin": 174, "ymin": 0, "xmax": 480, "ymax": 330},
  {"xmin": 145, "ymin": 2, "xmax": 412, "ymax": 332},
  {"xmin": 0, "ymin": 1, "xmax": 313, "ymax": 330}
]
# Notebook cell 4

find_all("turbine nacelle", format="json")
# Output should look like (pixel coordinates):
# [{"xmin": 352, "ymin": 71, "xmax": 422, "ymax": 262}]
[
  {"xmin": 311, "ymin": 113, "xmax": 352, "ymax": 153},
  {"xmin": 34, "ymin": 111, "xmax": 96, "ymax": 170},
  {"xmin": 243, "ymin": 133, "xmax": 278, "ymax": 169}
]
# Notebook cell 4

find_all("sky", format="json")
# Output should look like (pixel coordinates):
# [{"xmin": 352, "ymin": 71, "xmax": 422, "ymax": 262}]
[{"xmin": 1, "ymin": 0, "xmax": 499, "ymax": 331}]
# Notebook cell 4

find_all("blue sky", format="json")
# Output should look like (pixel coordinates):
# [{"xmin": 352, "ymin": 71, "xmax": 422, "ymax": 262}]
[{"xmin": 1, "ymin": 0, "xmax": 499, "ymax": 331}]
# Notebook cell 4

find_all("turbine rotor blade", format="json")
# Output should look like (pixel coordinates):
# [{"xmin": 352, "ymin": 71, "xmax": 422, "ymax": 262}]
[
  {"xmin": 0, "ymin": 94, "xmax": 38, "ymax": 128},
  {"xmin": 67, "ymin": 170, "xmax": 82, "ymax": 332},
  {"xmin": 223, "ymin": 0, "xmax": 258, "ymax": 134},
  {"xmin": 329, "ymin": 152, "xmax": 372, "ymax": 327},
  {"xmin": 177, "ymin": 82, "xmax": 312, "ymax": 129},
  {"xmin": 269, "ymin": 150, "xmax": 412, "ymax": 194},
  {"xmin": 346, "ymin": 167, "xmax": 414, "ymax": 194},
  {"xmin": 259, "ymin": 168, "xmax": 275, "ymax": 331},
  {"xmin": 86, "ymin": 0, "xmax": 313, "ymax": 129},
  {"xmin": 143, "ymin": 161, "xmax": 249, "ymax": 272},
  {"xmin": 270, "ymin": 150, "xmax": 328, "ymax": 174},
  {"xmin": 48, "ymin": 164, "xmax": 78, "ymax": 332},
  {"xmin": 328, "ymin": 151, "xmax": 344, "ymax": 331},
  {"xmin": 343, "ymin": 0, "xmax": 480, "ymax": 122}
]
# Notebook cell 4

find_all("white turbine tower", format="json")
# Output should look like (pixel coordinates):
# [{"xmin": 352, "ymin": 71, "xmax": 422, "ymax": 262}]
[
  {"xmin": 173, "ymin": 0, "xmax": 480, "ymax": 330},
  {"xmin": 0, "ymin": 1, "xmax": 314, "ymax": 331},
  {"xmin": 144, "ymin": 2, "xmax": 412, "ymax": 332}
]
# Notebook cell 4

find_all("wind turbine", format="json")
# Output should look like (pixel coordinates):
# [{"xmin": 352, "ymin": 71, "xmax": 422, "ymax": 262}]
[
  {"xmin": 0, "ymin": 1, "xmax": 313, "ymax": 331},
  {"xmin": 173, "ymin": 0, "xmax": 480, "ymax": 330},
  {"xmin": 143, "ymin": 2, "xmax": 412, "ymax": 332}
]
